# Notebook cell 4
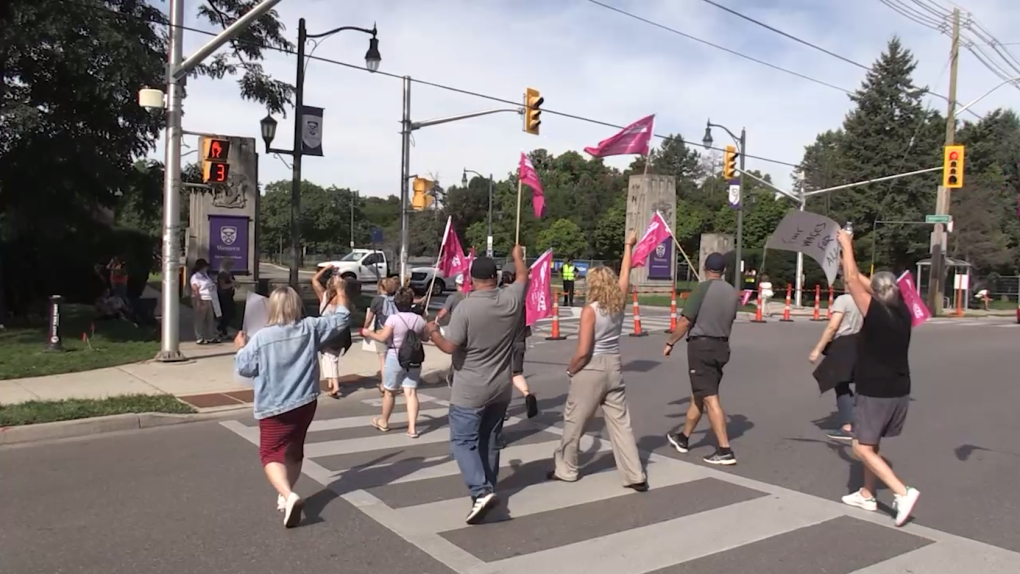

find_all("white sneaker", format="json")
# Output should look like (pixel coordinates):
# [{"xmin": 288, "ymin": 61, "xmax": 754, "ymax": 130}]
[
  {"xmin": 277, "ymin": 494, "xmax": 286, "ymax": 512},
  {"xmin": 283, "ymin": 492, "xmax": 304, "ymax": 528},
  {"xmin": 465, "ymin": 492, "xmax": 496, "ymax": 525},
  {"xmin": 841, "ymin": 490, "xmax": 878, "ymax": 512},
  {"xmin": 893, "ymin": 487, "xmax": 920, "ymax": 527}
]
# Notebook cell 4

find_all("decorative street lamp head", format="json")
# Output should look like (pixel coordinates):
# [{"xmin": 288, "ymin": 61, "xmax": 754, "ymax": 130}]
[
  {"xmin": 461, "ymin": 170, "xmax": 469, "ymax": 187},
  {"xmin": 365, "ymin": 33, "xmax": 381, "ymax": 73},
  {"xmin": 260, "ymin": 113, "xmax": 278, "ymax": 151},
  {"xmin": 702, "ymin": 122, "xmax": 714, "ymax": 149}
]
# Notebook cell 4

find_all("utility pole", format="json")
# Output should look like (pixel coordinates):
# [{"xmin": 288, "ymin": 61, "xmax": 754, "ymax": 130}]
[
  {"xmin": 736, "ymin": 128, "xmax": 746, "ymax": 290},
  {"xmin": 928, "ymin": 7, "xmax": 960, "ymax": 316},
  {"xmin": 399, "ymin": 76, "xmax": 412, "ymax": 285}
]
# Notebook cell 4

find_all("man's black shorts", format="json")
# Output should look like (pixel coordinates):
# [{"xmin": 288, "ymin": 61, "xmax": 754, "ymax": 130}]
[
  {"xmin": 511, "ymin": 341, "xmax": 526, "ymax": 375},
  {"xmin": 687, "ymin": 338, "xmax": 730, "ymax": 398}
]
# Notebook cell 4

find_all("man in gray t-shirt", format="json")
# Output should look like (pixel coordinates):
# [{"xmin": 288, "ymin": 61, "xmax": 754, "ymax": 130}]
[
  {"xmin": 662, "ymin": 252, "xmax": 739, "ymax": 467},
  {"xmin": 426, "ymin": 246, "xmax": 529, "ymax": 525}
]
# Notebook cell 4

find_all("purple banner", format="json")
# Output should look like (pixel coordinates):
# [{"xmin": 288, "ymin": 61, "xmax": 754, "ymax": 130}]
[
  {"xmin": 648, "ymin": 237, "xmax": 673, "ymax": 280},
  {"xmin": 209, "ymin": 215, "xmax": 250, "ymax": 274}
]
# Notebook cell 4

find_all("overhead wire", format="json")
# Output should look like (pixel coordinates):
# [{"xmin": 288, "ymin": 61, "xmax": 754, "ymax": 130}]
[{"xmin": 56, "ymin": 0, "xmax": 803, "ymax": 168}]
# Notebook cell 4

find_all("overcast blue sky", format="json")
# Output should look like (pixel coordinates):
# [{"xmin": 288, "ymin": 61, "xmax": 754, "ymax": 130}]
[{"xmin": 152, "ymin": 0, "xmax": 1020, "ymax": 195}]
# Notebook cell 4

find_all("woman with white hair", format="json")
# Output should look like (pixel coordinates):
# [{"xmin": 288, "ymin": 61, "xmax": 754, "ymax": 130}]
[
  {"xmin": 836, "ymin": 230, "xmax": 919, "ymax": 527},
  {"xmin": 234, "ymin": 281, "xmax": 351, "ymax": 528}
]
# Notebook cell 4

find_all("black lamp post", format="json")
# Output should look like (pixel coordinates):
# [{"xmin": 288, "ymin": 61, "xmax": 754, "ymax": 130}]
[{"xmin": 259, "ymin": 18, "xmax": 380, "ymax": 288}]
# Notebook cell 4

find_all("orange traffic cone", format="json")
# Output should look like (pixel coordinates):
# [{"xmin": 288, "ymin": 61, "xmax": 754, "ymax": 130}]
[
  {"xmin": 545, "ymin": 287, "xmax": 567, "ymax": 341},
  {"xmin": 751, "ymin": 286, "xmax": 767, "ymax": 323},
  {"xmin": 628, "ymin": 288, "xmax": 648, "ymax": 337},
  {"xmin": 827, "ymin": 286, "xmax": 834, "ymax": 319},
  {"xmin": 780, "ymin": 284, "xmax": 793, "ymax": 322},
  {"xmin": 811, "ymin": 285, "xmax": 826, "ymax": 321},
  {"xmin": 665, "ymin": 289, "xmax": 678, "ymax": 333}
]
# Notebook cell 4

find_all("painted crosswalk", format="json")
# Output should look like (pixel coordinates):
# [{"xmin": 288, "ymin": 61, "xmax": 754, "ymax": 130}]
[{"xmin": 221, "ymin": 394, "xmax": 1020, "ymax": 574}]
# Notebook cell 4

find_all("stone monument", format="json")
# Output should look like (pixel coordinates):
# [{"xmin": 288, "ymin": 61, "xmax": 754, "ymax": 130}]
[
  {"xmin": 625, "ymin": 174, "xmax": 677, "ymax": 286},
  {"xmin": 699, "ymin": 233, "xmax": 734, "ymax": 280},
  {"xmin": 187, "ymin": 135, "xmax": 259, "ymax": 278}
]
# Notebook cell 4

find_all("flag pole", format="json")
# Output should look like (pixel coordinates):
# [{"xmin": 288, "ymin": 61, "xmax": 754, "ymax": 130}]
[
  {"xmin": 515, "ymin": 177, "xmax": 523, "ymax": 245},
  {"xmin": 670, "ymin": 235, "xmax": 701, "ymax": 282},
  {"xmin": 423, "ymin": 216, "xmax": 451, "ymax": 315}
]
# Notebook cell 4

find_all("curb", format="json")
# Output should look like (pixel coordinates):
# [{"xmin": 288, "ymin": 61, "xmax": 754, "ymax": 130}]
[{"xmin": 0, "ymin": 410, "xmax": 241, "ymax": 447}]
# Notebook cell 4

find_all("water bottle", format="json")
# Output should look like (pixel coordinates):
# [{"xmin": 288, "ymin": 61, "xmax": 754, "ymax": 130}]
[{"xmin": 844, "ymin": 221, "xmax": 854, "ymax": 236}]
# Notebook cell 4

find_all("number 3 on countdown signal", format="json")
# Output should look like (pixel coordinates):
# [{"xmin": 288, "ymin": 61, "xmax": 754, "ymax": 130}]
[{"xmin": 202, "ymin": 159, "xmax": 230, "ymax": 183}]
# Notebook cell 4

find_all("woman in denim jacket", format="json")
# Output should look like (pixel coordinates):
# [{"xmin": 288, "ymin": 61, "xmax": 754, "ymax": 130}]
[{"xmin": 234, "ymin": 283, "xmax": 350, "ymax": 528}]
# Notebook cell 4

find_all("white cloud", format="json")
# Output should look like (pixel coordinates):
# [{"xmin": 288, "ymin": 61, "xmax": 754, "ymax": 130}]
[{"xmin": 151, "ymin": 0, "xmax": 1020, "ymax": 197}]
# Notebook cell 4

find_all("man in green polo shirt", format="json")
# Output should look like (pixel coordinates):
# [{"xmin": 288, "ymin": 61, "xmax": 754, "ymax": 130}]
[{"xmin": 662, "ymin": 252, "xmax": 739, "ymax": 466}]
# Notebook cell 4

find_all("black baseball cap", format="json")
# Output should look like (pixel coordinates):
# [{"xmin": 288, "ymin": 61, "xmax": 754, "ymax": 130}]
[
  {"xmin": 704, "ymin": 253, "xmax": 726, "ymax": 272},
  {"xmin": 471, "ymin": 257, "xmax": 498, "ymax": 280}
]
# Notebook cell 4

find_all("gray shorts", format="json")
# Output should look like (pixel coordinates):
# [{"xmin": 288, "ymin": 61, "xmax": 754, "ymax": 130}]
[{"xmin": 854, "ymin": 395, "xmax": 909, "ymax": 446}]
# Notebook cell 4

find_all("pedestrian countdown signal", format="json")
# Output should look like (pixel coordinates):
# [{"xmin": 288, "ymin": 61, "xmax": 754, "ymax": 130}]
[
  {"xmin": 942, "ymin": 145, "xmax": 964, "ymax": 189},
  {"xmin": 201, "ymin": 137, "xmax": 231, "ymax": 184}
]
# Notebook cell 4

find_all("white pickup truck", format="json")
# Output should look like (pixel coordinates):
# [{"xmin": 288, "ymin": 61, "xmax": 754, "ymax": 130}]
[{"xmin": 317, "ymin": 249, "xmax": 393, "ymax": 283}]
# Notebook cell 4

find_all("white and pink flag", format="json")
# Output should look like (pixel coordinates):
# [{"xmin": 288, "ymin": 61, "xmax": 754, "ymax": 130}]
[
  {"xmin": 631, "ymin": 211, "xmax": 674, "ymax": 268},
  {"xmin": 526, "ymin": 249, "xmax": 555, "ymax": 326},
  {"xmin": 437, "ymin": 217, "xmax": 469, "ymax": 277},
  {"xmin": 462, "ymin": 248, "xmax": 476, "ymax": 293},
  {"xmin": 584, "ymin": 114, "xmax": 655, "ymax": 158},
  {"xmin": 519, "ymin": 152, "xmax": 545, "ymax": 218},
  {"xmin": 896, "ymin": 271, "xmax": 931, "ymax": 327}
]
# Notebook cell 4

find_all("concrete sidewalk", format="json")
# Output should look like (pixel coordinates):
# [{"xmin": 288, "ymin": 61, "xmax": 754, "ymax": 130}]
[{"xmin": 0, "ymin": 341, "xmax": 451, "ymax": 412}]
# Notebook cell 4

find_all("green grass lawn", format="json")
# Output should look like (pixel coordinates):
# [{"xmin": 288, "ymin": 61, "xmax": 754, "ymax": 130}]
[
  {"xmin": 0, "ymin": 305, "xmax": 160, "ymax": 381},
  {"xmin": 0, "ymin": 394, "xmax": 194, "ymax": 426}
]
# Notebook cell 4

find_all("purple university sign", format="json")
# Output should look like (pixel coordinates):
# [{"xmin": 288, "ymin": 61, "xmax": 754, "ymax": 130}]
[
  {"xmin": 648, "ymin": 238, "xmax": 673, "ymax": 280},
  {"xmin": 209, "ymin": 215, "xmax": 250, "ymax": 274}
]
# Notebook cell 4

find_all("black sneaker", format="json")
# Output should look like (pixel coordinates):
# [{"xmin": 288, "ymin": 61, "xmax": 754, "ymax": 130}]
[
  {"xmin": 465, "ymin": 492, "xmax": 497, "ymax": 525},
  {"xmin": 525, "ymin": 394, "xmax": 539, "ymax": 418},
  {"xmin": 666, "ymin": 432, "xmax": 689, "ymax": 454},
  {"xmin": 703, "ymin": 449, "xmax": 737, "ymax": 466},
  {"xmin": 625, "ymin": 481, "xmax": 649, "ymax": 492}
]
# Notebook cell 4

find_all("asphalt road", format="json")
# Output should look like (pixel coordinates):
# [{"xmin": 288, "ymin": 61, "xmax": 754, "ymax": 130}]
[{"xmin": 4, "ymin": 317, "xmax": 1019, "ymax": 573}]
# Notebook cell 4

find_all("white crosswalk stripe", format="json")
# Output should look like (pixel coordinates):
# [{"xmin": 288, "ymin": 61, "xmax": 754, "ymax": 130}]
[{"xmin": 221, "ymin": 394, "xmax": 1020, "ymax": 574}]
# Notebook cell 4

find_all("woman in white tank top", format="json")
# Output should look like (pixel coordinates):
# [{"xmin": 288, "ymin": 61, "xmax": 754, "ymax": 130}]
[{"xmin": 549, "ymin": 231, "xmax": 647, "ymax": 491}]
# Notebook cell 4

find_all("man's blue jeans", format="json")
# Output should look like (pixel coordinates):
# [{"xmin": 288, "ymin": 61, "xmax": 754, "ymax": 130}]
[{"xmin": 448, "ymin": 401, "xmax": 509, "ymax": 498}]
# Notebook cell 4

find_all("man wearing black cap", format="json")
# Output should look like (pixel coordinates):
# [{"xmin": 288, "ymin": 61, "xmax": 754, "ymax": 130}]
[
  {"xmin": 425, "ymin": 245, "xmax": 529, "ymax": 524},
  {"xmin": 662, "ymin": 252, "xmax": 739, "ymax": 466}
]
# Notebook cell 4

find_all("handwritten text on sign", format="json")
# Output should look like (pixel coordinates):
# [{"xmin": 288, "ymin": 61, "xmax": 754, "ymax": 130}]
[{"xmin": 765, "ymin": 210, "xmax": 842, "ymax": 285}]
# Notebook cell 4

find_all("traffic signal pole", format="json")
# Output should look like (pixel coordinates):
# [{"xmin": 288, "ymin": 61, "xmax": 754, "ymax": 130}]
[
  {"xmin": 397, "ymin": 82, "xmax": 523, "ymax": 285},
  {"xmin": 928, "ymin": 7, "xmax": 960, "ymax": 316},
  {"xmin": 157, "ymin": 0, "xmax": 284, "ymax": 362}
]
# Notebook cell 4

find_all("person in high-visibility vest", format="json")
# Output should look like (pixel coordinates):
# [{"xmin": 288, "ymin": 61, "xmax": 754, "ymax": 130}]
[{"xmin": 562, "ymin": 257, "xmax": 576, "ymax": 307}]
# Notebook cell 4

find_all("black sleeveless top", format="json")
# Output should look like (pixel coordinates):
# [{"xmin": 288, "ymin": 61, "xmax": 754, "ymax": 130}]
[{"xmin": 855, "ymin": 298, "xmax": 912, "ymax": 398}]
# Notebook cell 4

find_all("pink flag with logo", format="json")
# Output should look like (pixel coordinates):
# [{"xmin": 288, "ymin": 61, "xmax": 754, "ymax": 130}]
[
  {"xmin": 518, "ymin": 152, "xmax": 545, "ymax": 218},
  {"xmin": 462, "ymin": 248, "xmax": 476, "ymax": 293},
  {"xmin": 896, "ymin": 271, "xmax": 931, "ymax": 327},
  {"xmin": 437, "ymin": 217, "xmax": 469, "ymax": 277},
  {"xmin": 526, "ymin": 249, "xmax": 555, "ymax": 326},
  {"xmin": 584, "ymin": 115, "xmax": 655, "ymax": 158},
  {"xmin": 631, "ymin": 211, "xmax": 674, "ymax": 268},
  {"xmin": 740, "ymin": 290, "xmax": 754, "ymax": 306}
]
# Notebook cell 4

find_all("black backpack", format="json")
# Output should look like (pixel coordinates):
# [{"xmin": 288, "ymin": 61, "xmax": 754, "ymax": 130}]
[{"xmin": 397, "ymin": 315, "xmax": 426, "ymax": 370}]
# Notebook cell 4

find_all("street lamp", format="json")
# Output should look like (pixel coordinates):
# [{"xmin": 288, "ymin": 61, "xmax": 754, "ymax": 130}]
[
  {"xmin": 259, "ymin": 18, "xmax": 381, "ymax": 288},
  {"xmin": 703, "ymin": 119, "xmax": 746, "ymax": 290},
  {"xmin": 462, "ymin": 168, "xmax": 494, "ymax": 257}
]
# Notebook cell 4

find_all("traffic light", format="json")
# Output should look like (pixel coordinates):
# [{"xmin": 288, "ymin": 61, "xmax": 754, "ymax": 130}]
[
  {"xmin": 412, "ymin": 177, "xmax": 434, "ymax": 211},
  {"xmin": 942, "ymin": 144, "xmax": 965, "ymax": 189},
  {"xmin": 523, "ymin": 87, "xmax": 543, "ymax": 135},
  {"xmin": 201, "ymin": 137, "xmax": 231, "ymax": 184},
  {"xmin": 723, "ymin": 145, "xmax": 737, "ymax": 180}
]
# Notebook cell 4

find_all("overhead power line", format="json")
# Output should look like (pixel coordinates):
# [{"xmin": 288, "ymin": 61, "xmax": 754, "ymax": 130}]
[
  {"xmin": 583, "ymin": 0, "xmax": 854, "ymax": 94},
  {"xmin": 55, "ymin": 0, "xmax": 805, "ymax": 168}
]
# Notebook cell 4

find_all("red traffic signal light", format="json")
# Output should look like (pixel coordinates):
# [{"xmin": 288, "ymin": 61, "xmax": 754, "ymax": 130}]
[{"xmin": 948, "ymin": 151, "xmax": 959, "ymax": 161}]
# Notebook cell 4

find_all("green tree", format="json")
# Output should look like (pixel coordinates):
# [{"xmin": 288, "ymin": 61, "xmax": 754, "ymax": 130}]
[{"xmin": 536, "ymin": 218, "xmax": 587, "ymax": 258}]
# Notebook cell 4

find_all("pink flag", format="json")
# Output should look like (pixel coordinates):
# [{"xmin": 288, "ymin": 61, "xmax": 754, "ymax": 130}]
[
  {"xmin": 526, "ymin": 249, "xmax": 555, "ymax": 326},
  {"xmin": 896, "ymin": 271, "xmax": 931, "ymax": 327},
  {"xmin": 740, "ymin": 290, "xmax": 754, "ymax": 306},
  {"xmin": 462, "ymin": 248, "xmax": 476, "ymax": 293},
  {"xmin": 518, "ymin": 152, "xmax": 545, "ymax": 218},
  {"xmin": 631, "ymin": 211, "xmax": 674, "ymax": 268},
  {"xmin": 437, "ymin": 217, "xmax": 469, "ymax": 277},
  {"xmin": 584, "ymin": 115, "xmax": 655, "ymax": 158}
]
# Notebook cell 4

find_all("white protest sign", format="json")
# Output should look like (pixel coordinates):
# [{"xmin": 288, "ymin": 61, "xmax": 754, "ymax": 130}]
[
  {"xmin": 765, "ymin": 210, "xmax": 842, "ymax": 285},
  {"xmin": 242, "ymin": 291, "xmax": 270, "ymax": 337}
]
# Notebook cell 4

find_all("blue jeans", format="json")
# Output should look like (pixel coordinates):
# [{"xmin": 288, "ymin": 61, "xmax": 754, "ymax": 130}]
[{"xmin": 448, "ymin": 402, "xmax": 509, "ymax": 498}]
